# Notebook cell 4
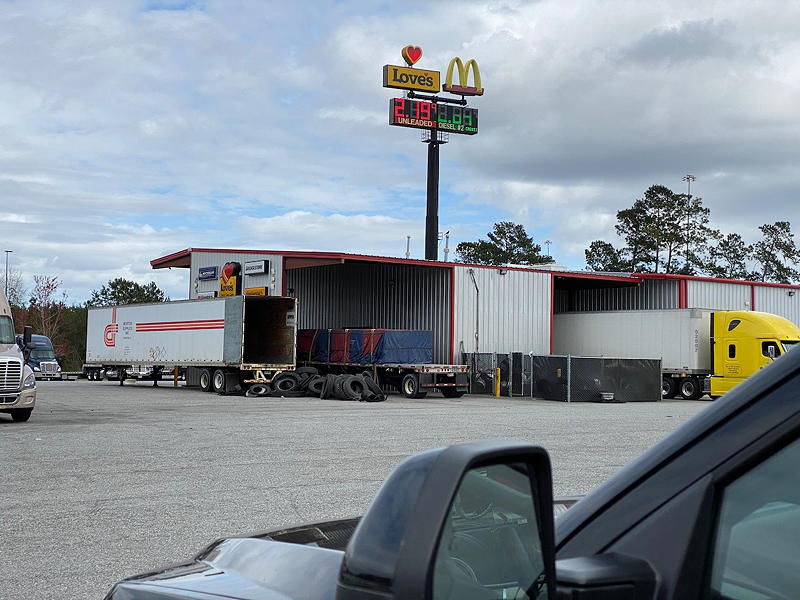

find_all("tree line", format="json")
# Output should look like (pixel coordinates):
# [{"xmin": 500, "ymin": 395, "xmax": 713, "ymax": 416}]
[
  {"xmin": 454, "ymin": 186, "xmax": 798, "ymax": 285},
  {"xmin": 585, "ymin": 184, "xmax": 799, "ymax": 283},
  {"xmin": 4, "ymin": 274, "xmax": 168, "ymax": 371}
]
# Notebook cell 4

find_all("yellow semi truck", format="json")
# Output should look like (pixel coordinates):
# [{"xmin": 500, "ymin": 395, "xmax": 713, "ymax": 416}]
[{"xmin": 554, "ymin": 309, "xmax": 800, "ymax": 399}]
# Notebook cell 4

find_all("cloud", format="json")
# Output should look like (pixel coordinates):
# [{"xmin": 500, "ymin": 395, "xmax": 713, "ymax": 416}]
[{"xmin": 2, "ymin": 0, "xmax": 800, "ymax": 303}]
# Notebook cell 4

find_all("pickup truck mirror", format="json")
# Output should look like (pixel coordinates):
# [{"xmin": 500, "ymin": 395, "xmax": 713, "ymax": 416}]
[
  {"xmin": 23, "ymin": 325, "xmax": 33, "ymax": 349},
  {"xmin": 556, "ymin": 554, "xmax": 656, "ymax": 598},
  {"xmin": 336, "ymin": 441, "xmax": 557, "ymax": 600}
]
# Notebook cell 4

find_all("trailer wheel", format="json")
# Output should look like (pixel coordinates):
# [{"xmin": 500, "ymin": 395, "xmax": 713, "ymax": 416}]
[
  {"xmin": 401, "ymin": 373, "xmax": 427, "ymax": 399},
  {"xmin": 212, "ymin": 369, "xmax": 227, "ymax": 394},
  {"xmin": 662, "ymin": 376, "xmax": 678, "ymax": 399},
  {"xmin": 440, "ymin": 388, "xmax": 465, "ymax": 398},
  {"xmin": 199, "ymin": 369, "xmax": 213, "ymax": 392},
  {"xmin": 679, "ymin": 377, "xmax": 702, "ymax": 400}
]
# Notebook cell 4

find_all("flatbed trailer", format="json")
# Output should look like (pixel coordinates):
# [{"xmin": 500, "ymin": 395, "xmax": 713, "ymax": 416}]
[{"xmin": 301, "ymin": 361, "xmax": 470, "ymax": 398}]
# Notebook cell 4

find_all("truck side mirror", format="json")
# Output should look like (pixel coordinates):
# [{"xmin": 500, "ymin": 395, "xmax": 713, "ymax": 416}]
[
  {"xmin": 336, "ymin": 441, "xmax": 557, "ymax": 600},
  {"xmin": 23, "ymin": 325, "xmax": 33, "ymax": 349}
]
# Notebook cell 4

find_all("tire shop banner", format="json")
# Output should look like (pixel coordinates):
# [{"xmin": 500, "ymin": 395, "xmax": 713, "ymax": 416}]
[
  {"xmin": 198, "ymin": 266, "xmax": 218, "ymax": 281},
  {"xmin": 297, "ymin": 329, "xmax": 433, "ymax": 365}
]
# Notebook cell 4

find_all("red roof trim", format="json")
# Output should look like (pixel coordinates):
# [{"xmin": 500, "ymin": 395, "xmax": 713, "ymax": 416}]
[
  {"xmin": 637, "ymin": 272, "xmax": 800, "ymax": 290},
  {"xmin": 149, "ymin": 247, "xmax": 642, "ymax": 284}
]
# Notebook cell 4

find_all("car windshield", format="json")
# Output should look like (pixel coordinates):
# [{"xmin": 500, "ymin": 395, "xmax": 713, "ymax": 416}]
[{"xmin": 0, "ymin": 316, "xmax": 14, "ymax": 345}]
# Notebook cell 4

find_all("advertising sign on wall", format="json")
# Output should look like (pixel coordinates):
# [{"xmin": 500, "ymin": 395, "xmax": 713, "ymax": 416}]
[
  {"xmin": 219, "ymin": 262, "xmax": 241, "ymax": 297},
  {"xmin": 198, "ymin": 266, "xmax": 218, "ymax": 281},
  {"xmin": 244, "ymin": 287, "xmax": 267, "ymax": 296},
  {"xmin": 196, "ymin": 291, "xmax": 217, "ymax": 299},
  {"xmin": 244, "ymin": 260, "xmax": 269, "ymax": 275}
]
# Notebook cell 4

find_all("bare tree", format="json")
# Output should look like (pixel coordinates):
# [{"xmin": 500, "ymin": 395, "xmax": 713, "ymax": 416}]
[
  {"xmin": 28, "ymin": 275, "xmax": 67, "ymax": 342},
  {"xmin": 1, "ymin": 266, "xmax": 26, "ymax": 307}
]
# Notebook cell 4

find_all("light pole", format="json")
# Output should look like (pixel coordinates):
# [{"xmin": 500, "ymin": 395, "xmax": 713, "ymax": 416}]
[
  {"xmin": 681, "ymin": 174, "xmax": 696, "ymax": 270},
  {"xmin": 544, "ymin": 240, "xmax": 552, "ymax": 260},
  {"xmin": 4, "ymin": 250, "xmax": 11, "ymax": 297}
]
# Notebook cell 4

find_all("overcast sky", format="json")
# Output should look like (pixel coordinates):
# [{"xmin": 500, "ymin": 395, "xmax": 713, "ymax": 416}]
[{"xmin": 1, "ymin": 0, "xmax": 799, "ymax": 302}]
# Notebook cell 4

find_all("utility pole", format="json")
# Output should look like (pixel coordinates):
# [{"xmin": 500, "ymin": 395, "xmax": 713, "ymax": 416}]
[
  {"xmin": 443, "ymin": 231, "xmax": 450, "ymax": 262},
  {"xmin": 4, "ymin": 250, "xmax": 11, "ymax": 297},
  {"xmin": 682, "ymin": 174, "xmax": 696, "ymax": 270},
  {"xmin": 544, "ymin": 240, "xmax": 552, "ymax": 260},
  {"xmin": 405, "ymin": 235, "xmax": 411, "ymax": 259}
]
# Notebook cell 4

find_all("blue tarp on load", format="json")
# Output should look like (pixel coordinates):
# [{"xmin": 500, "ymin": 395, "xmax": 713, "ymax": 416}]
[{"xmin": 297, "ymin": 329, "xmax": 433, "ymax": 365}]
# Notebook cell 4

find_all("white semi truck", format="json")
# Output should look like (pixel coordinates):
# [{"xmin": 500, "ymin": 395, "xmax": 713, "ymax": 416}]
[
  {"xmin": 554, "ymin": 308, "xmax": 800, "ymax": 400},
  {"xmin": 0, "ymin": 290, "xmax": 36, "ymax": 421},
  {"xmin": 84, "ymin": 296, "xmax": 297, "ymax": 394}
]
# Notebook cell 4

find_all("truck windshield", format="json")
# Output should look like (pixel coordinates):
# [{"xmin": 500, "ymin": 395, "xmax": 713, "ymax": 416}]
[
  {"xmin": 31, "ymin": 348, "xmax": 56, "ymax": 360},
  {"xmin": 782, "ymin": 341, "xmax": 800, "ymax": 353},
  {"xmin": 0, "ymin": 316, "xmax": 14, "ymax": 344}
]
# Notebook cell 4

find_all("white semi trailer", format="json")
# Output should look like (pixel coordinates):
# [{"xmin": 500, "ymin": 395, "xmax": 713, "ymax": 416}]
[
  {"xmin": 554, "ymin": 309, "xmax": 713, "ymax": 400},
  {"xmin": 85, "ymin": 296, "xmax": 297, "ymax": 394},
  {"xmin": 553, "ymin": 308, "xmax": 800, "ymax": 400}
]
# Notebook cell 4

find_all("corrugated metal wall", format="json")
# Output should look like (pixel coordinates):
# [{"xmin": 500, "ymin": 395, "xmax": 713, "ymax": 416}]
[
  {"xmin": 754, "ymin": 286, "xmax": 800, "ymax": 324},
  {"xmin": 190, "ymin": 252, "xmax": 281, "ymax": 299},
  {"xmin": 686, "ymin": 280, "xmax": 750, "ymax": 310},
  {"xmin": 453, "ymin": 266, "xmax": 550, "ymax": 355},
  {"xmin": 554, "ymin": 278, "xmax": 678, "ymax": 312},
  {"xmin": 286, "ymin": 263, "xmax": 451, "ymax": 363}
]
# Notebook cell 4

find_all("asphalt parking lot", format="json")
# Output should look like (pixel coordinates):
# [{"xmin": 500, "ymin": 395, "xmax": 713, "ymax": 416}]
[{"xmin": 1, "ymin": 380, "xmax": 709, "ymax": 599}]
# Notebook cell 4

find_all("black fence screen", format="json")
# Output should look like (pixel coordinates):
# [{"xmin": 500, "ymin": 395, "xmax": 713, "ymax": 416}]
[{"xmin": 462, "ymin": 353, "xmax": 661, "ymax": 402}]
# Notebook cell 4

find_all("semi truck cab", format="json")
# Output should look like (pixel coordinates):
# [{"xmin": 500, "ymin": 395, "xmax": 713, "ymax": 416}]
[
  {"xmin": 710, "ymin": 310, "xmax": 800, "ymax": 396},
  {"xmin": 0, "ymin": 291, "xmax": 36, "ymax": 422}
]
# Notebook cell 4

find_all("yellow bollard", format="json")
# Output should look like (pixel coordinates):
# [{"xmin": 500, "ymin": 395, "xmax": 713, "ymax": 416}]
[
  {"xmin": 173, "ymin": 367, "xmax": 179, "ymax": 387},
  {"xmin": 495, "ymin": 368, "xmax": 501, "ymax": 397}
]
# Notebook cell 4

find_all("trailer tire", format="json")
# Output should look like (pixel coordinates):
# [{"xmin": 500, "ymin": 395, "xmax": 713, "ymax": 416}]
[
  {"xmin": 333, "ymin": 375, "xmax": 349, "ymax": 400},
  {"xmin": 212, "ymin": 369, "xmax": 227, "ymax": 394},
  {"xmin": 295, "ymin": 367, "xmax": 319, "ymax": 378},
  {"xmin": 343, "ymin": 375, "xmax": 366, "ymax": 400},
  {"xmin": 679, "ymin": 377, "xmax": 702, "ymax": 400},
  {"xmin": 307, "ymin": 375, "xmax": 326, "ymax": 395},
  {"xmin": 320, "ymin": 374, "xmax": 336, "ymax": 399},
  {"xmin": 440, "ymin": 388, "xmax": 465, "ymax": 398},
  {"xmin": 246, "ymin": 383, "xmax": 271, "ymax": 397},
  {"xmin": 662, "ymin": 376, "xmax": 678, "ymax": 399},
  {"xmin": 363, "ymin": 374, "xmax": 384, "ymax": 397},
  {"xmin": 273, "ymin": 372, "xmax": 300, "ymax": 393},
  {"xmin": 199, "ymin": 369, "xmax": 213, "ymax": 392},
  {"xmin": 401, "ymin": 373, "xmax": 427, "ymax": 399}
]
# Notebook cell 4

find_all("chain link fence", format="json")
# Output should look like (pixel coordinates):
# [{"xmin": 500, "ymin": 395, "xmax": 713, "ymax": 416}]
[{"xmin": 462, "ymin": 353, "xmax": 661, "ymax": 402}]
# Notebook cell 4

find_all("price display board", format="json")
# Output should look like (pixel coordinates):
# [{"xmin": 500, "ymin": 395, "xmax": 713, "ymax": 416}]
[{"xmin": 389, "ymin": 98, "xmax": 478, "ymax": 135}]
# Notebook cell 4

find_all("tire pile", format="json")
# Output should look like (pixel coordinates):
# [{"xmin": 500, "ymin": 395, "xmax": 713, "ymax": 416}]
[{"xmin": 245, "ymin": 367, "xmax": 386, "ymax": 402}]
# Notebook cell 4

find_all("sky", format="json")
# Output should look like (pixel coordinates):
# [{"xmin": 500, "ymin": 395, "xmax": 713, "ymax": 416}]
[{"xmin": 1, "ymin": 0, "xmax": 799, "ymax": 303}]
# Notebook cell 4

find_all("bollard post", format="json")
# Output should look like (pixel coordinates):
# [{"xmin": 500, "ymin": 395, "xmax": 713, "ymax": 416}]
[{"xmin": 495, "ymin": 368, "xmax": 501, "ymax": 397}]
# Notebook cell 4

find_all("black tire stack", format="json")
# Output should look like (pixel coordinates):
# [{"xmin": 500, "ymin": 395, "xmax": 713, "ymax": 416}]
[{"xmin": 244, "ymin": 368, "xmax": 385, "ymax": 402}]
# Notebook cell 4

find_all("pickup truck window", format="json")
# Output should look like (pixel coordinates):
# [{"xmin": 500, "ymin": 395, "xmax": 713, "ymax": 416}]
[
  {"xmin": 433, "ymin": 463, "xmax": 547, "ymax": 600},
  {"xmin": 708, "ymin": 436, "xmax": 800, "ymax": 599},
  {"xmin": 0, "ymin": 316, "xmax": 14, "ymax": 344}
]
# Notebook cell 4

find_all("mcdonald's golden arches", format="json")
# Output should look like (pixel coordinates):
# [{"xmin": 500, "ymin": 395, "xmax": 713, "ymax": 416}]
[{"xmin": 443, "ymin": 57, "xmax": 484, "ymax": 96}]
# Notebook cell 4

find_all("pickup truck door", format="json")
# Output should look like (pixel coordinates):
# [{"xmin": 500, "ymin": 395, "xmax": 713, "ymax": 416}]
[{"xmin": 556, "ymin": 352, "xmax": 800, "ymax": 599}]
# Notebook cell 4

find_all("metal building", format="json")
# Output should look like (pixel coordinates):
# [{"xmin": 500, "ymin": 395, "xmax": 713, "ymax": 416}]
[{"xmin": 151, "ymin": 248, "xmax": 800, "ymax": 361}]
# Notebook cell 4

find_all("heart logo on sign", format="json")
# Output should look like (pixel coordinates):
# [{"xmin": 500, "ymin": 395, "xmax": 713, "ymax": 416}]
[
  {"xmin": 221, "ymin": 262, "xmax": 238, "ymax": 282},
  {"xmin": 402, "ymin": 45, "xmax": 423, "ymax": 66}
]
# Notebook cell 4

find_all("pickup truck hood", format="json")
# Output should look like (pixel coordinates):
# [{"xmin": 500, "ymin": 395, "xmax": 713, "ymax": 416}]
[{"xmin": 109, "ymin": 537, "xmax": 344, "ymax": 600}]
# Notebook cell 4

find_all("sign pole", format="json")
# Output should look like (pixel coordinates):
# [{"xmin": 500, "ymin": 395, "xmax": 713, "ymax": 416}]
[{"xmin": 425, "ymin": 135, "xmax": 440, "ymax": 261}]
